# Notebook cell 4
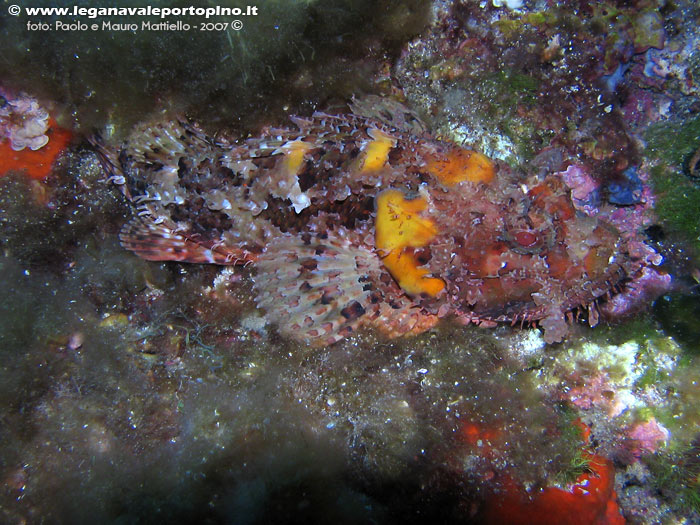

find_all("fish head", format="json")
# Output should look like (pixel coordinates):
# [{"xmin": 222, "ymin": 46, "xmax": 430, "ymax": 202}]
[{"xmin": 375, "ymin": 146, "xmax": 630, "ymax": 331}]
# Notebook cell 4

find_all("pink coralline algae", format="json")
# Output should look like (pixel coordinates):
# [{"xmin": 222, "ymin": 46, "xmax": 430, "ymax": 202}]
[
  {"xmin": 559, "ymin": 164, "xmax": 600, "ymax": 215},
  {"xmin": 558, "ymin": 163, "xmax": 671, "ymax": 318},
  {"xmin": 568, "ymin": 373, "xmax": 624, "ymax": 416},
  {"xmin": 0, "ymin": 90, "xmax": 50, "ymax": 151},
  {"xmin": 628, "ymin": 418, "xmax": 670, "ymax": 457}
]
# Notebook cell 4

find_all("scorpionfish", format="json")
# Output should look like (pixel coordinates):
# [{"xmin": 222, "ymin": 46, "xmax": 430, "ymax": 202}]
[{"xmin": 100, "ymin": 97, "xmax": 639, "ymax": 345}]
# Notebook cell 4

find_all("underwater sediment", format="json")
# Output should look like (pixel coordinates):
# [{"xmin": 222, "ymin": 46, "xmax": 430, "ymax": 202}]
[{"xmin": 1, "ymin": 0, "xmax": 700, "ymax": 523}]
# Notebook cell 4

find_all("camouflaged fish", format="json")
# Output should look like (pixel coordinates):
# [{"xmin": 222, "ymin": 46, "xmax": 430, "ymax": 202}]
[{"xmin": 98, "ymin": 96, "xmax": 639, "ymax": 345}]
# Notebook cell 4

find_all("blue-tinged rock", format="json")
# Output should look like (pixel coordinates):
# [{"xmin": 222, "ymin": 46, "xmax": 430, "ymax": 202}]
[
  {"xmin": 608, "ymin": 167, "xmax": 643, "ymax": 205},
  {"xmin": 602, "ymin": 63, "xmax": 629, "ymax": 94}
]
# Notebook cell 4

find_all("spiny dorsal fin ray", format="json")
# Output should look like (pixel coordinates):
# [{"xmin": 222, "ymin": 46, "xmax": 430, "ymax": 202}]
[
  {"xmin": 88, "ymin": 133, "xmax": 132, "ymax": 199},
  {"xmin": 349, "ymin": 95, "xmax": 428, "ymax": 136}
]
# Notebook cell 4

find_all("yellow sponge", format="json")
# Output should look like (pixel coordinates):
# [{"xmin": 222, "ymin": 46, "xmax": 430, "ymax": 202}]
[
  {"xmin": 359, "ymin": 128, "xmax": 396, "ymax": 172},
  {"xmin": 376, "ymin": 190, "xmax": 445, "ymax": 296}
]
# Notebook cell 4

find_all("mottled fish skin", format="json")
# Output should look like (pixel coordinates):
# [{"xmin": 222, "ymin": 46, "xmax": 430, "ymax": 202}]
[{"xmin": 99, "ymin": 97, "xmax": 640, "ymax": 345}]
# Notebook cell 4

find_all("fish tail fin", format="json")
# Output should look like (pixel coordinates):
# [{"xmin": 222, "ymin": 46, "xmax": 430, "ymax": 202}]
[{"xmin": 120, "ymin": 215, "xmax": 255, "ymax": 265}]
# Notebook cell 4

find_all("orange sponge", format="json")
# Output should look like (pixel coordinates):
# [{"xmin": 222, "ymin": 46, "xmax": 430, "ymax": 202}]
[
  {"xmin": 0, "ymin": 119, "xmax": 72, "ymax": 180},
  {"xmin": 426, "ymin": 148, "xmax": 494, "ymax": 186}
]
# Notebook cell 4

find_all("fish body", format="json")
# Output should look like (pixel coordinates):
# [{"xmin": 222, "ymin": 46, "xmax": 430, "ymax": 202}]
[{"xmin": 102, "ymin": 98, "xmax": 638, "ymax": 345}]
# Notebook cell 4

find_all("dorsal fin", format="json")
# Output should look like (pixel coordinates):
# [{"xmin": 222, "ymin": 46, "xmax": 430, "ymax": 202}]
[{"xmin": 126, "ymin": 119, "xmax": 212, "ymax": 168}]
